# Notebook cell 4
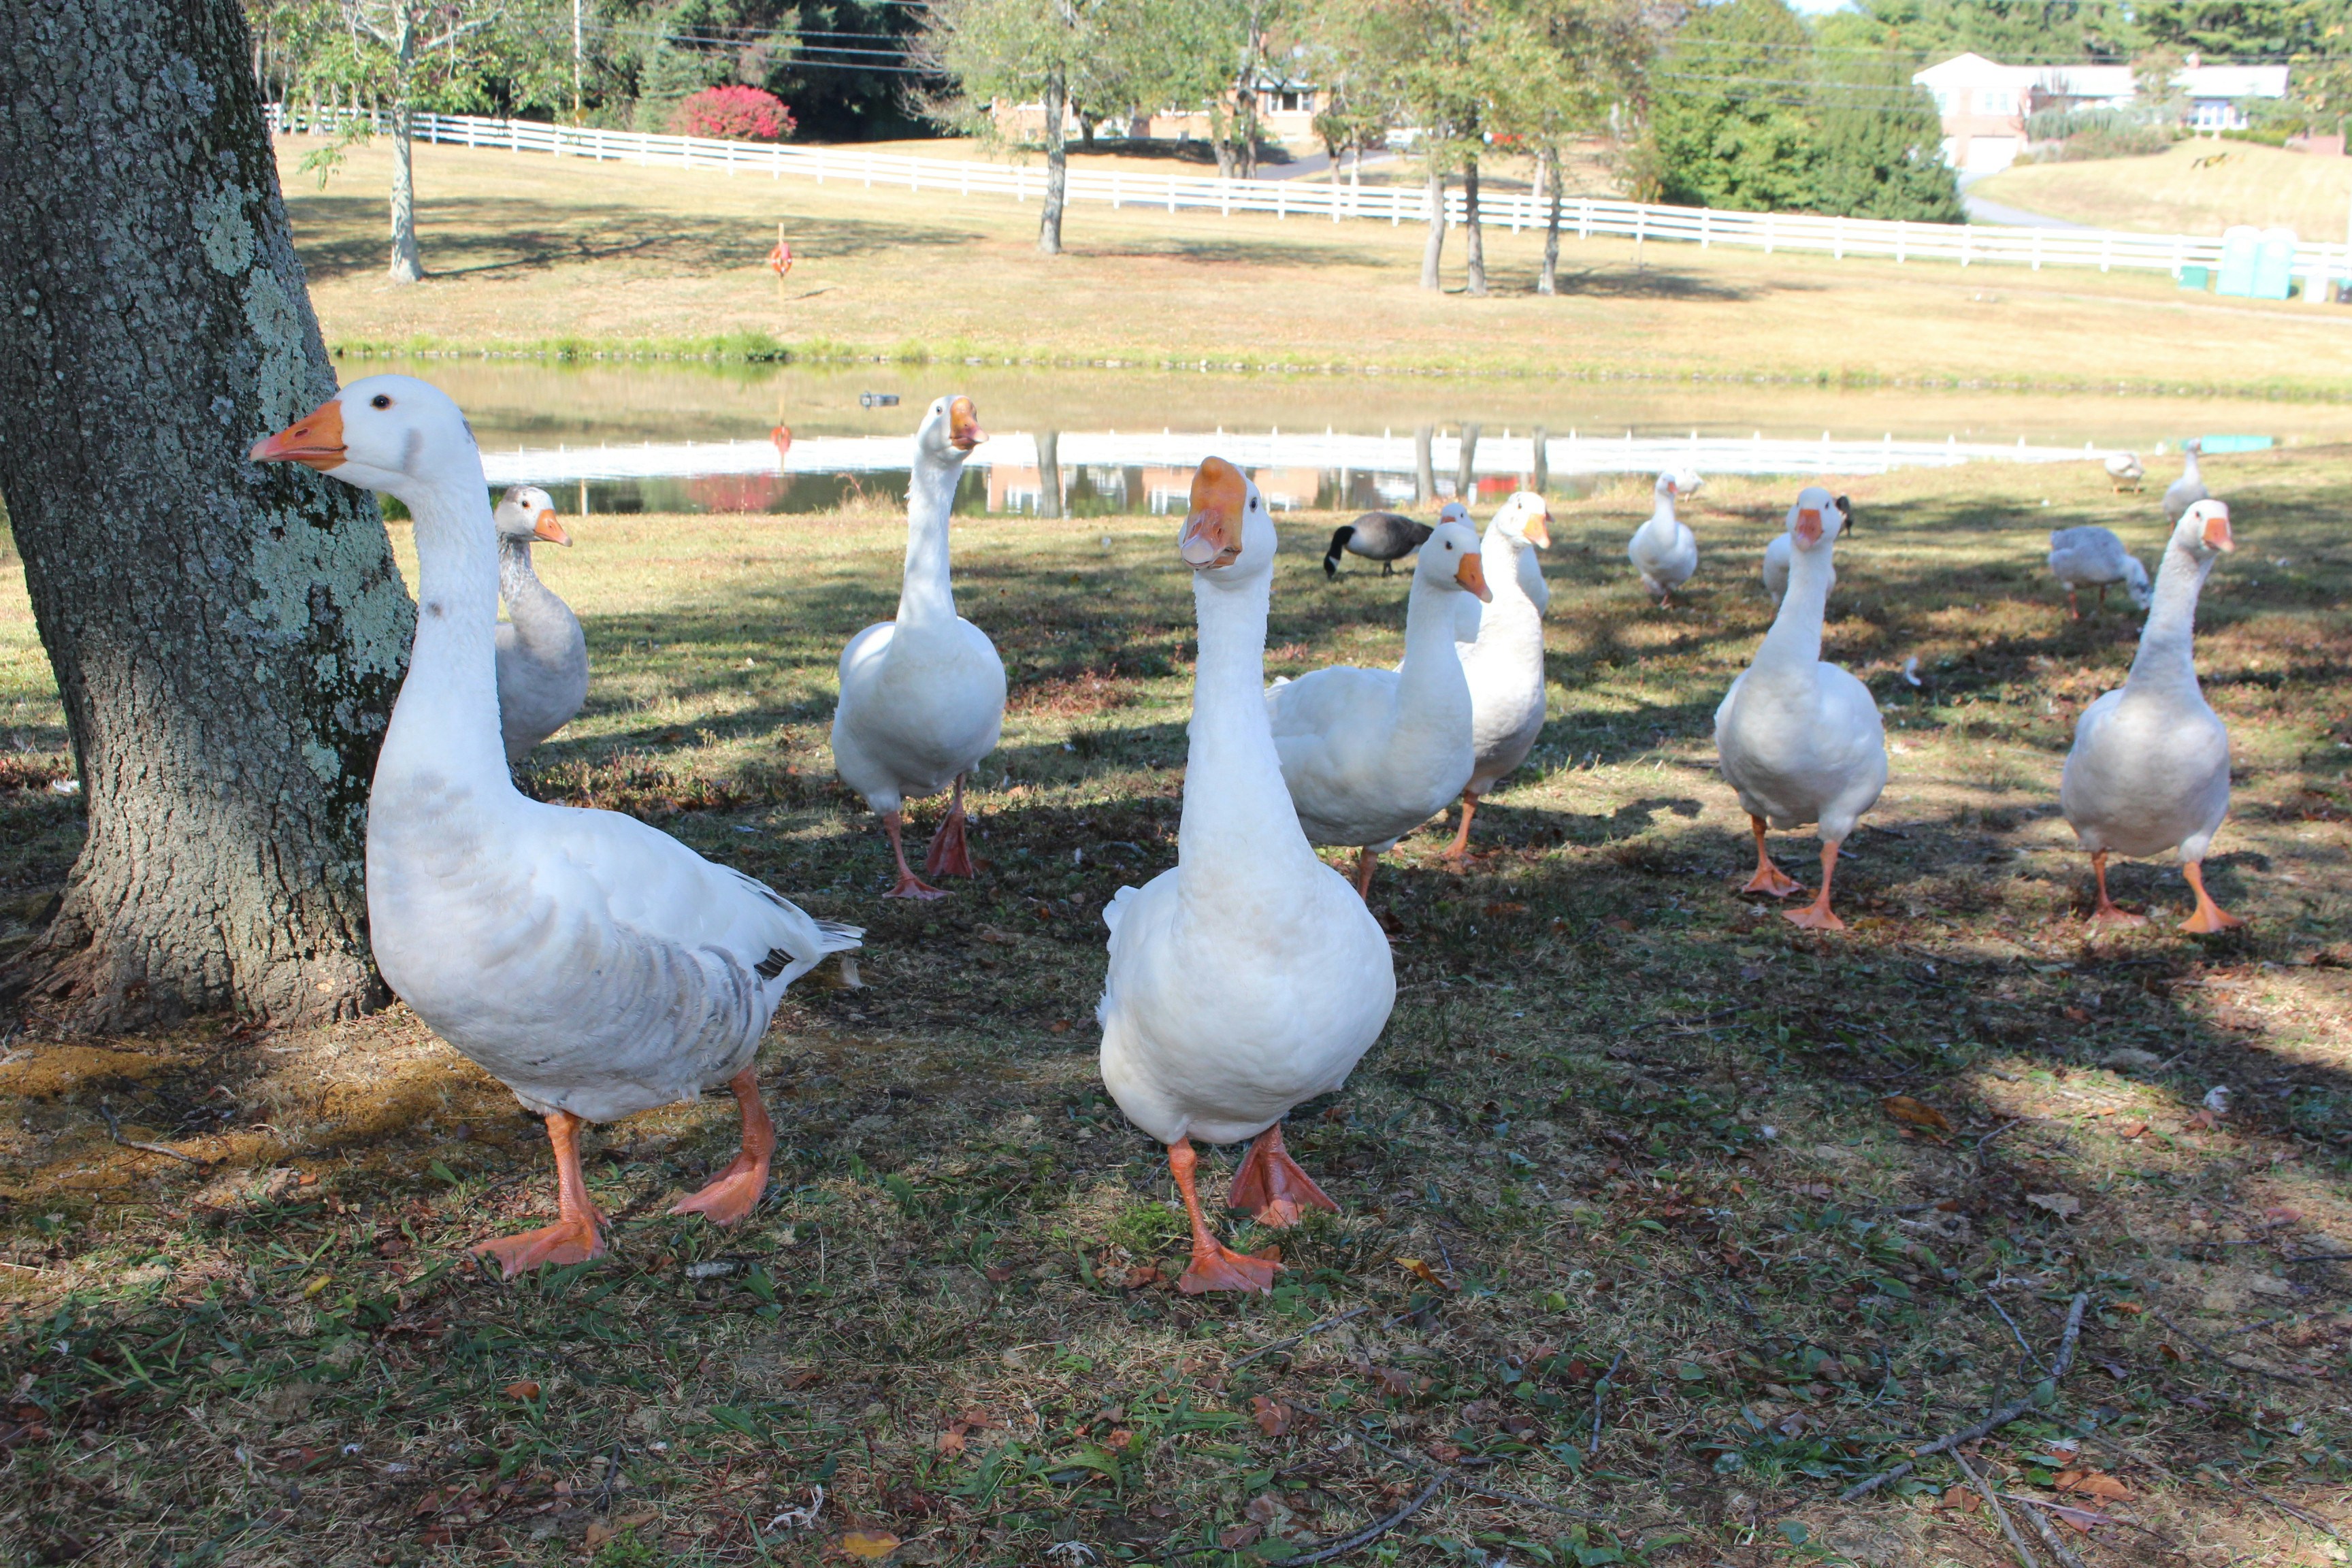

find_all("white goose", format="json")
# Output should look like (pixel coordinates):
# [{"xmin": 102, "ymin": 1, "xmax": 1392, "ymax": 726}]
[
  {"xmin": 1628, "ymin": 470, "xmax": 1698, "ymax": 605},
  {"xmin": 492, "ymin": 485, "xmax": 589, "ymax": 765},
  {"xmin": 2105, "ymin": 452, "xmax": 2144, "ymax": 492},
  {"xmin": 2047, "ymin": 525, "xmax": 2151, "ymax": 618},
  {"xmin": 1452, "ymin": 497, "xmax": 1550, "ymax": 642},
  {"xmin": 252, "ymin": 376, "xmax": 859, "ymax": 1276},
  {"xmin": 2059, "ymin": 499, "xmax": 2242, "ymax": 931},
  {"xmin": 830, "ymin": 396, "xmax": 1007, "ymax": 898},
  {"xmin": 1098, "ymin": 458, "xmax": 1394, "ymax": 1294},
  {"xmin": 1267, "ymin": 518, "xmax": 1488, "ymax": 894},
  {"xmin": 2163, "ymin": 439, "xmax": 2208, "ymax": 525},
  {"xmin": 1715, "ymin": 486, "xmax": 1886, "ymax": 931},
  {"xmin": 1442, "ymin": 492, "xmax": 1552, "ymax": 859},
  {"xmin": 1761, "ymin": 495, "xmax": 1850, "ymax": 606}
]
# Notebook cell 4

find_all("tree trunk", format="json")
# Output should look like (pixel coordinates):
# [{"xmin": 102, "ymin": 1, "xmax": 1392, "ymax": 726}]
[
  {"xmin": 1531, "ymin": 425, "xmax": 1549, "ymax": 494},
  {"xmin": 0, "ymin": 0, "xmax": 416, "ymax": 1032},
  {"xmin": 389, "ymin": 99, "xmax": 423, "ymax": 283},
  {"xmin": 1077, "ymin": 111, "xmax": 1096, "ymax": 150},
  {"xmin": 1456, "ymin": 422, "xmax": 1480, "ymax": 498},
  {"xmin": 1036, "ymin": 429, "xmax": 1061, "ymax": 518},
  {"xmin": 1420, "ymin": 166, "xmax": 1446, "ymax": 290},
  {"xmin": 1462, "ymin": 153, "xmax": 1486, "ymax": 297},
  {"xmin": 1414, "ymin": 425, "xmax": 1436, "ymax": 505},
  {"xmin": 1539, "ymin": 144, "xmax": 1562, "ymax": 297},
  {"xmin": 1038, "ymin": 68, "xmax": 1067, "ymax": 256}
]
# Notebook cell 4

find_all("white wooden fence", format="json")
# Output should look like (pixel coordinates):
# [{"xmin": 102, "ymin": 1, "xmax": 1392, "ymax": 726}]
[{"xmin": 269, "ymin": 103, "xmax": 2351, "ymax": 293}]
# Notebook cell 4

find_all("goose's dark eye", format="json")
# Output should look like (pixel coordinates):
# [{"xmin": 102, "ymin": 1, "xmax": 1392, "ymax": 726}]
[{"xmin": 371, "ymin": 394, "xmax": 392, "ymax": 409}]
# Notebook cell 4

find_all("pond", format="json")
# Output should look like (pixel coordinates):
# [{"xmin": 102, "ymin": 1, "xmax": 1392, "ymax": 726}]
[{"xmin": 400, "ymin": 359, "xmax": 2336, "ymax": 518}]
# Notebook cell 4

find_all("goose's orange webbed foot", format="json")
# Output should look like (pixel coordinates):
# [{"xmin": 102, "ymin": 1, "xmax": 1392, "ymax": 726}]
[
  {"xmin": 1438, "ymin": 793, "xmax": 1479, "ymax": 862},
  {"xmin": 670, "ymin": 1068, "xmax": 774, "ymax": 1225},
  {"xmin": 881, "ymin": 811, "xmax": 949, "ymax": 900},
  {"xmin": 474, "ymin": 1111, "xmax": 606, "ymax": 1277},
  {"xmin": 1228, "ymin": 1124, "xmax": 1339, "ymax": 1229},
  {"xmin": 2180, "ymin": 862, "xmax": 2244, "ymax": 934},
  {"xmin": 1740, "ymin": 815, "xmax": 1803, "ymax": 898},
  {"xmin": 1166, "ymin": 1137, "xmax": 1278, "ymax": 1295},
  {"xmin": 1780, "ymin": 841, "xmax": 1847, "ymax": 932},
  {"xmin": 2087, "ymin": 853, "xmax": 2147, "ymax": 926},
  {"xmin": 924, "ymin": 777, "xmax": 978, "ymax": 879}
]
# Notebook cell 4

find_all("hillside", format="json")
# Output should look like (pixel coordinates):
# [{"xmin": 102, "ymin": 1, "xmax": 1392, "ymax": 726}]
[{"xmin": 1974, "ymin": 139, "xmax": 2352, "ymax": 238}]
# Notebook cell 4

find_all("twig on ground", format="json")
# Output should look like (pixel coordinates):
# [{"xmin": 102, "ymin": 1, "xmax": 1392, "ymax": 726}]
[
  {"xmin": 2153, "ymin": 1310, "xmax": 2313, "ymax": 1385},
  {"xmin": 2285, "ymin": 1252, "xmax": 2352, "ymax": 1265},
  {"xmin": 1840, "ymin": 1293, "xmax": 2089, "ymax": 1503},
  {"xmin": 1259, "ymin": 1479, "xmax": 1443, "ymax": 1568},
  {"xmin": 2237, "ymin": 1483, "xmax": 2343, "ymax": 1540},
  {"xmin": 1954, "ymin": 1450, "xmax": 2042, "ymax": 1568},
  {"xmin": 1229, "ymin": 1305, "xmax": 1372, "ymax": 1370},
  {"xmin": 97, "ymin": 1100, "xmax": 202, "ymax": 1164},
  {"xmin": 1589, "ymin": 1350, "xmax": 1625, "ymax": 1457},
  {"xmin": 2012, "ymin": 1493, "xmax": 2091, "ymax": 1568},
  {"xmin": 1976, "ymin": 1118, "xmax": 2027, "ymax": 1157},
  {"xmin": 1983, "ymin": 1292, "xmax": 2050, "ymax": 1374}
]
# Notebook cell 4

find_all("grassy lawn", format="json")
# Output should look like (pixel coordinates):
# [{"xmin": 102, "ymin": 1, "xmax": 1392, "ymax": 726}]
[
  {"xmin": 280, "ymin": 137, "xmax": 2352, "ymax": 396},
  {"xmin": 2, "ymin": 444, "xmax": 2350, "ymax": 1565},
  {"xmin": 1974, "ymin": 141, "xmax": 2352, "ymax": 240}
]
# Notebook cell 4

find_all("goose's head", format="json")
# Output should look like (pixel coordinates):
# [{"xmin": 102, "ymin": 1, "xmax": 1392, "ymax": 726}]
[
  {"xmin": 2174, "ymin": 498, "xmax": 2233, "ymax": 557},
  {"xmin": 916, "ymin": 395, "xmax": 985, "ymax": 463},
  {"xmin": 1179, "ymin": 457, "xmax": 1276, "ymax": 585},
  {"xmin": 1436, "ymin": 500, "xmax": 1474, "ymax": 529},
  {"xmin": 1673, "ymin": 469, "xmax": 1704, "ymax": 497},
  {"xmin": 2122, "ymin": 552, "xmax": 2153, "ymax": 608},
  {"xmin": 1652, "ymin": 471, "xmax": 1682, "ymax": 502},
  {"xmin": 1492, "ymin": 491, "xmax": 1552, "ymax": 551},
  {"xmin": 1416, "ymin": 519, "xmax": 1490, "ymax": 602},
  {"xmin": 495, "ymin": 485, "xmax": 570, "ymax": 547},
  {"xmin": 1834, "ymin": 494, "xmax": 1854, "ymax": 535},
  {"xmin": 1787, "ymin": 485, "xmax": 1844, "ymax": 552},
  {"xmin": 250, "ymin": 374, "xmax": 476, "ymax": 504}
]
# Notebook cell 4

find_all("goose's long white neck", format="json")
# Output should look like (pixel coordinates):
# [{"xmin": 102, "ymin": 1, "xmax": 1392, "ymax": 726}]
[
  {"xmin": 1636, "ymin": 495, "xmax": 1678, "ymax": 543},
  {"xmin": 2127, "ymin": 542, "xmax": 2215, "ymax": 691},
  {"xmin": 380, "ymin": 462, "xmax": 517, "ymax": 798},
  {"xmin": 498, "ymin": 539, "xmax": 562, "ymax": 632},
  {"xmin": 2182, "ymin": 450, "xmax": 2204, "ymax": 487},
  {"xmin": 1473, "ymin": 537, "xmax": 1542, "ymax": 649},
  {"xmin": 1758, "ymin": 539, "xmax": 1833, "ymax": 668},
  {"xmin": 1181, "ymin": 568, "xmax": 1308, "ymax": 874},
  {"xmin": 897, "ymin": 453, "xmax": 966, "ymax": 627},
  {"xmin": 1397, "ymin": 575, "xmax": 1468, "ymax": 704}
]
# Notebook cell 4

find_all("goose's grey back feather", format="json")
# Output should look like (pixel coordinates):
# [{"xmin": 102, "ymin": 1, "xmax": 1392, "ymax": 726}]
[{"xmin": 495, "ymin": 538, "xmax": 589, "ymax": 764}]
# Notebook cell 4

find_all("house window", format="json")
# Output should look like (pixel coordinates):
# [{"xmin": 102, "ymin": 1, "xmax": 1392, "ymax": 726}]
[
  {"xmin": 1975, "ymin": 88, "xmax": 2011, "ymax": 115},
  {"xmin": 1279, "ymin": 90, "xmax": 1299, "ymax": 112}
]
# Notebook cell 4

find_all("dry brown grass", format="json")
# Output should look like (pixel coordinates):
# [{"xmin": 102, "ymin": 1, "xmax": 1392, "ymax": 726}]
[
  {"xmin": 1976, "ymin": 140, "xmax": 2352, "ymax": 240},
  {"xmin": 2, "ymin": 451, "xmax": 2350, "ymax": 1567},
  {"xmin": 280, "ymin": 137, "xmax": 2352, "ymax": 395}
]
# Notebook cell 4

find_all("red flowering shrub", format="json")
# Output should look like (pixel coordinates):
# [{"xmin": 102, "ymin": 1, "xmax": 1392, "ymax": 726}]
[{"xmin": 670, "ymin": 86, "xmax": 796, "ymax": 142}]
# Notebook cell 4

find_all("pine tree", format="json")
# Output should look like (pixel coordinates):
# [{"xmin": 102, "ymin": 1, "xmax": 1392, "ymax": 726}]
[
  {"xmin": 1811, "ymin": 51, "xmax": 1964, "ymax": 220},
  {"xmin": 1650, "ymin": 0, "xmax": 1823, "ymax": 212}
]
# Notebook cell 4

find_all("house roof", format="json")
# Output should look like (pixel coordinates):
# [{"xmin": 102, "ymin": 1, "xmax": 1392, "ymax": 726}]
[
  {"xmin": 2178, "ymin": 65, "xmax": 2289, "ymax": 99},
  {"xmin": 1913, "ymin": 54, "xmax": 2289, "ymax": 103}
]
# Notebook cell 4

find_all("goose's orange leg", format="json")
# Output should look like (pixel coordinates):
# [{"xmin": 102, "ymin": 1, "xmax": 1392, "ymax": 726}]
[
  {"xmin": 474, "ymin": 1111, "xmax": 605, "ymax": 1277},
  {"xmin": 1353, "ymin": 847, "xmax": 1379, "ymax": 898},
  {"xmin": 1741, "ymin": 815, "xmax": 1801, "ymax": 898},
  {"xmin": 2088, "ymin": 851, "xmax": 2147, "ymax": 926},
  {"xmin": 1169, "ymin": 1139, "xmax": 1277, "ymax": 1294},
  {"xmin": 1783, "ymin": 840, "xmax": 1847, "ymax": 932},
  {"xmin": 2180, "ymin": 861, "xmax": 2245, "ymax": 934},
  {"xmin": 881, "ymin": 811, "xmax": 946, "ymax": 900},
  {"xmin": 2065, "ymin": 589, "xmax": 2081, "ymax": 619},
  {"xmin": 670, "ymin": 1068, "xmax": 774, "ymax": 1224},
  {"xmin": 1439, "ymin": 791, "xmax": 1480, "ymax": 861},
  {"xmin": 1227, "ymin": 1122, "xmax": 1339, "ymax": 1228},
  {"xmin": 924, "ymin": 774, "xmax": 977, "ymax": 879}
]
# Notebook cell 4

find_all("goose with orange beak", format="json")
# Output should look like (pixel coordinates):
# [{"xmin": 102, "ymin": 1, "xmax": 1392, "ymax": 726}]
[
  {"xmin": 491, "ymin": 485, "xmax": 588, "ymax": 766},
  {"xmin": 1629, "ymin": 470, "xmax": 1699, "ymax": 606},
  {"xmin": 1266, "ymin": 516, "xmax": 1488, "ymax": 896},
  {"xmin": 830, "ymin": 395, "xmax": 1006, "ymax": 898},
  {"xmin": 1443, "ymin": 492, "xmax": 1554, "ymax": 860},
  {"xmin": 1097, "ymin": 458, "xmax": 1395, "ymax": 1293},
  {"xmin": 251, "ymin": 374, "xmax": 859, "ymax": 1277},
  {"xmin": 2060, "ymin": 499, "xmax": 2244, "ymax": 930},
  {"xmin": 1715, "ymin": 485, "xmax": 1886, "ymax": 931}
]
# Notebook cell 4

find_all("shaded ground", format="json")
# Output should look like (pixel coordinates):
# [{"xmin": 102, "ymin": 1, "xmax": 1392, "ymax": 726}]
[{"xmin": 1, "ymin": 451, "xmax": 2349, "ymax": 1567}]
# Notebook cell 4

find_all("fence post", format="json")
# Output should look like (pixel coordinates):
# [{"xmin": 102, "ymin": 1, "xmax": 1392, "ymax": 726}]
[
  {"xmin": 2031, "ymin": 229, "xmax": 2042, "ymax": 271},
  {"xmin": 1895, "ymin": 219, "xmax": 1904, "ymax": 263},
  {"xmin": 1764, "ymin": 212, "xmax": 1774, "ymax": 255},
  {"xmin": 1699, "ymin": 209, "xmax": 1709, "ymax": 249},
  {"xmin": 1833, "ymin": 214, "xmax": 1844, "ymax": 261},
  {"xmin": 1276, "ymin": 180, "xmax": 1284, "ymax": 220}
]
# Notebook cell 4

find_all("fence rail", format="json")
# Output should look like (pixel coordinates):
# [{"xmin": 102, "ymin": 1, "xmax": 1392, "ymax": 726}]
[{"xmin": 270, "ymin": 104, "xmax": 2351, "ymax": 291}]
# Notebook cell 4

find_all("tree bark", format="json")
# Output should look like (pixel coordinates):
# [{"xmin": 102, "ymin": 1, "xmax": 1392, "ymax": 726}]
[
  {"xmin": 1420, "ymin": 166, "xmax": 1446, "ymax": 291},
  {"xmin": 1531, "ymin": 424, "xmax": 1549, "ymax": 493},
  {"xmin": 387, "ymin": 3, "xmax": 423, "ymax": 284},
  {"xmin": 1414, "ymin": 425, "xmax": 1436, "ymax": 505},
  {"xmin": 1462, "ymin": 152, "xmax": 1486, "ymax": 297},
  {"xmin": 1038, "ymin": 67, "xmax": 1067, "ymax": 256},
  {"xmin": 0, "ymin": 0, "xmax": 416, "ymax": 1032},
  {"xmin": 1456, "ymin": 422, "xmax": 1481, "ymax": 498},
  {"xmin": 1036, "ymin": 429, "xmax": 1061, "ymax": 518},
  {"xmin": 1539, "ymin": 144, "xmax": 1563, "ymax": 297}
]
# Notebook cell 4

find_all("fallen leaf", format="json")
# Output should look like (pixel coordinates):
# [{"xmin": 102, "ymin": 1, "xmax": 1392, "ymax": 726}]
[
  {"xmin": 1882, "ymin": 1096, "xmax": 1953, "ymax": 1134},
  {"xmin": 584, "ymin": 1521, "xmax": 616, "ymax": 1548},
  {"xmin": 2026, "ymin": 1193, "xmax": 2082, "ymax": 1219},
  {"xmin": 2115, "ymin": 1121, "xmax": 2148, "ymax": 1139},
  {"xmin": 2063, "ymin": 1007, "xmax": 2090, "ymax": 1022},
  {"xmin": 1250, "ymin": 1395, "xmax": 1293, "ymax": 1437},
  {"xmin": 983, "ymin": 1264, "xmax": 1017, "ymax": 1284},
  {"xmin": 1790, "ymin": 1182, "xmax": 1832, "ymax": 1199},
  {"xmin": 616, "ymin": 1507, "xmax": 658, "ymax": 1529},
  {"xmin": 2159, "ymin": 1343, "xmax": 2183, "ymax": 1362},
  {"xmin": 1941, "ymin": 1485, "xmax": 1975, "ymax": 1511},
  {"xmin": 935, "ymin": 1428, "xmax": 967, "ymax": 1456},
  {"xmin": 1396, "ymin": 1256, "xmax": 1455, "ymax": 1291},
  {"xmin": 1426, "ymin": 1440, "xmax": 1463, "ymax": 1463},
  {"xmin": 1484, "ymin": 901, "xmax": 1527, "ymax": 916},
  {"xmin": 2054, "ymin": 1470, "xmax": 2131, "ymax": 1502},
  {"xmin": 2041, "ymin": 1501, "xmax": 2119, "ymax": 1533},
  {"xmin": 302, "ymin": 1274, "xmax": 333, "ymax": 1298},
  {"xmin": 501, "ymin": 1380, "xmax": 541, "ymax": 1401},
  {"xmin": 2112, "ymin": 1301, "xmax": 2144, "ymax": 1316},
  {"xmin": 1369, "ymin": 1365, "xmax": 1418, "ymax": 1397},
  {"xmin": 1218, "ymin": 1524, "xmax": 1262, "ymax": 1550},
  {"xmin": 839, "ymin": 1530, "xmax": 902, "ymax": 1561},
  {"xmin": 2185, "ymin": 1107, "xmax": 2219, "ymax": 1131}
]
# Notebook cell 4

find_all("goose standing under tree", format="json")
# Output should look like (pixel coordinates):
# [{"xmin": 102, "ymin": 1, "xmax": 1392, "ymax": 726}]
[
  {"xmin": 252, "ymin": 376, "xmax": 860, "ymax": 1275},
  {"xmin": 491, "ymin": 485, "xmax": 588, "ymax": 766},
  {"xmin": 1716, "ymin": 487, "xmax": 1885, "ymax": 931},
  {"xmin": 831, "ymin": 396, "xmax": 1006, "ymax": 898},
  {"xmin": 1098, "ymin": 459, "xmax": 1396, "ymax": 1293},
  {"xmin": 2059, "ymin": 499, "xmax": 2242, "ymax": 931},
  {"xmin": 1443, "ymin": 493, "xmax": 1552, "ymax": 859}
]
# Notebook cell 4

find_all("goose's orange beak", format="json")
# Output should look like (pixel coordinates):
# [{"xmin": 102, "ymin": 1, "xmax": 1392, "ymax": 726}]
[
  {"xmin": 1456, "ymin": 550, "xmax": 1491, "ymax": 602},
  {"xmin": 1793, "ymin": 506, "xmax": 1824, "ymax": 546},
  {"xmin": 947, "ymin": 396, "xmax": 985, "ymax": 452},
  {"xmin": 250, "ymin": 399, "xmax": 346, "ymax": 472},
  {"xmin": 1181, "ymin": 458, "xmax": 1246, "ymax": 570},
  {"xmin": 2202, "ymin": 503, "xmax": 2234, "ymax": 552},
  {"xmin": 534, "ymin": 510, "xmax": 572, "ymax": 546},
  {"xmin": 1524, "ymin": 510, "xmax": 1552, "ymax": 550}
]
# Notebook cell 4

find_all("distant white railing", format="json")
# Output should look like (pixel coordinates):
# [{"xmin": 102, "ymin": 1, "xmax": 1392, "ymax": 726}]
[{"xmin": 270, "ymin": 103, "xmax": 2351, "ymax": 292}]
